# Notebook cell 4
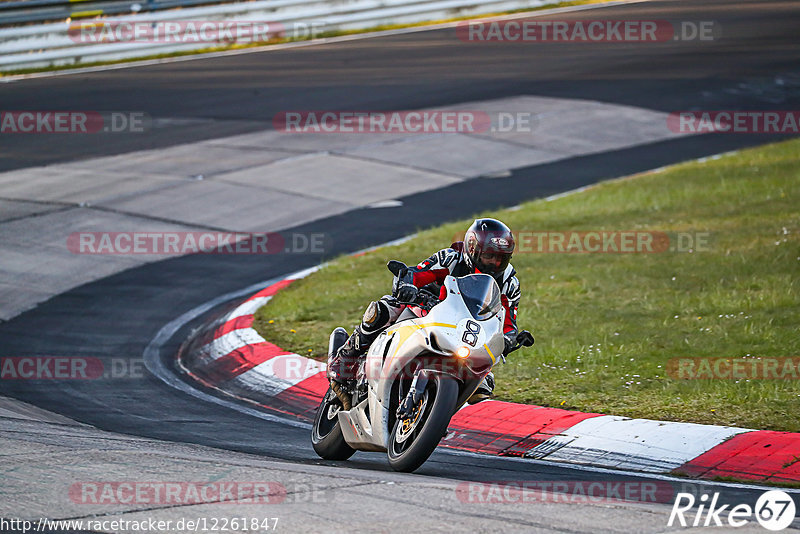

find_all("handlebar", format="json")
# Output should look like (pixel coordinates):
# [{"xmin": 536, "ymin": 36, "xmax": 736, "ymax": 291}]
[
  {"xmin": 388, "ymin": 259, "xmax": 534, "ymax": 350},
  {"xmin": 390, "ymin": 288, "xmax": 440, "ymax": 311},
  {"xmin": 387, "ymin": 260, "xmax": 440, "ymax": 310}
]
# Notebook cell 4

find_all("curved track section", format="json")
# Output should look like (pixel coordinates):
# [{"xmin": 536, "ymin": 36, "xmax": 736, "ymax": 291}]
[{"xmin": 174, "ymin": 273, "xmax": 800, "ymax": 484}]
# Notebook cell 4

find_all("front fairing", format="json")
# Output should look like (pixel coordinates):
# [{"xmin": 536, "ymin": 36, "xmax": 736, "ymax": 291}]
[{"xmin": 362, "ymin": 274, "xmax": 505, "ymax": 448}]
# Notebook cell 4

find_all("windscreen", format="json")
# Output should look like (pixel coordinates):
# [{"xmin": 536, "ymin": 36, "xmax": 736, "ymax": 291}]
[{"xmin": 456, "ymin": 274, "xmax": 502, "ymax": 321}]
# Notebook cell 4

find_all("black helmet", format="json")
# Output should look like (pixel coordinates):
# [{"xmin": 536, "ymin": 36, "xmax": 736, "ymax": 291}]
[{"xmin": 464, "ymin": 218, "xmax": 515, "ymax": 276}]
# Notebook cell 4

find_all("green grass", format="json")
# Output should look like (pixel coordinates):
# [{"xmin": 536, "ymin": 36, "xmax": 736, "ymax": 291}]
[
  {"xmin": 0, "ymin": 0, "xmax": 608, "ymax": 76},
  {"xmin": 254, "ymin": 138, "xmax": 800, "ymax": 431}
]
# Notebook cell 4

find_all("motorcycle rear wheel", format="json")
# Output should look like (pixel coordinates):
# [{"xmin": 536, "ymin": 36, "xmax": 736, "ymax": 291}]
[{"xmin": 311, "ymin": 387, "xmax": 356, "ymax": 460}]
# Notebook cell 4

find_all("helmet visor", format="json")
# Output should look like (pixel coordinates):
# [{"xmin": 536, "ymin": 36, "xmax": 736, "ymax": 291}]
[{"xmin": 475, "ymin": 250, "xmax": 511, "ymax": 275}]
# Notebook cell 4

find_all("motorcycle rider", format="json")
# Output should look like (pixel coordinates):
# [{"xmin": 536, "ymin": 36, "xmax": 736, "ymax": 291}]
[{"xmin": 327, "ymin": 218, "xmax": 522, "ymax": 404}]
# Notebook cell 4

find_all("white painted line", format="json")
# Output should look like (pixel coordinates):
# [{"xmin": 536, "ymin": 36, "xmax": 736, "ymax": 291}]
[
  {"xmin": 545, "ymin": 185, "xmax": 593, "ymax": 202},
  {"xmin": 285, "ymin": 265, "xmax": 322, "ymax": 281},
  {"xmin": 696, "ymin": 150, "xmax": 740, "ymax": 164},
  {"xmin": 368, "ymin": 200, "xmax": 404, "ymax": 208},
  {"xmin": 199, "ymin": 328, "xmax": 266, "ymax": 362},
  {"xmin": 228, "ymin": 296, "xmax": 272, "ymax": 320}
]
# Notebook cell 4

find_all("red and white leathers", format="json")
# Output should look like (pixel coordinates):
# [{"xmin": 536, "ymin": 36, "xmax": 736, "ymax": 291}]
[
  {"xmin": 328, "ymin": 241, "xmax": 521, "ymax": 383},
  {"xmin": 399, "ymin": 241, "xmax": 521, "ymax": 345}
]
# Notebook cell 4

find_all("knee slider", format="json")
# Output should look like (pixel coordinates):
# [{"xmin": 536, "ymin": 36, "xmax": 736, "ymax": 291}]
[{"xmin": 361, "ymin": 300, "xmax": 390, "ymax": 333}]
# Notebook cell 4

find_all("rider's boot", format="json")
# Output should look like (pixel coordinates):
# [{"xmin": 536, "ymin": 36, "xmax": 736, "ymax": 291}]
[
  {"xmin": 327, "ymin": 327, "xmax": 367, "ymax": 384},
  {"xmin": 326, "ymin": 326, "xmax": 369, "ymax": 410},
  {"xmin": 327, "ymin": 299, "xmax": 396, "ymax": 387},
  {"xmin": 467, "ymin": 372, "xmax": 495, "ymax": 404}
]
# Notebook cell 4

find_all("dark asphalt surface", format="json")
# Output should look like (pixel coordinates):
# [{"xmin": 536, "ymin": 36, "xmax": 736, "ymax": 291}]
[
  {"xmin": 1, "ymin": 0, "xmax": 800, "ymax": 520},
  {"xmin": 1, "ymin": 0, "xmax": 799, "ymax": 171}
]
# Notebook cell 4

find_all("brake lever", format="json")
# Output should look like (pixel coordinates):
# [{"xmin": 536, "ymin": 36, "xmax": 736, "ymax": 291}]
[
  {"xmin": 395, "ymin": 299, "xmax": 437, "ymax": 311},
  {"xmin": 395, "ymin": 300, "xmax": 426, "ymax": 308}
]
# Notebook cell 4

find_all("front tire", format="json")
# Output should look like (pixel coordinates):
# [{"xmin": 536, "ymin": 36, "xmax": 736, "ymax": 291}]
[
  {"xmin": 387, "ymin": 373, "xmax": 458, "ymax": 472},
  {"xmin": 311, "ymin": 387, "xmax": 356, "ymax": 460}
]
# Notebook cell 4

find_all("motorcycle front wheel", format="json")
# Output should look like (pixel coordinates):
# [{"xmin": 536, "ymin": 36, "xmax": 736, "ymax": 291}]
[
  {"xmin": 387, "ymin": 373, "xmax": 458, "ymax": 472},
  {"xmin": 311, "ymin": 387, "xmax": 356, "ymax": 460}
]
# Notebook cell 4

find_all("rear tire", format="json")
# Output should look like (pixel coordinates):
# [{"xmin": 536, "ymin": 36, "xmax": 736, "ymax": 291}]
[
  {"xmin": 387, "ymin": 373, "xmax": 458, "ymax": 472},
  {"xmin": 311, "ymin": 387, "xmax": 356, "ymax": 460}
]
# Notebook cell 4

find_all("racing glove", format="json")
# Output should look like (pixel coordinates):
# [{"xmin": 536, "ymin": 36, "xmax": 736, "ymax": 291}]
[{"xmin": 396, "ymin": 283, "xmax": 419, "ymax": 303}]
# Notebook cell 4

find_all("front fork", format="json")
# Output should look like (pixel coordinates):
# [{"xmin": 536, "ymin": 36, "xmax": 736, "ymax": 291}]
[{"xmin": 396, "ymin": 369, "xmax": 451, "ymax": 419}]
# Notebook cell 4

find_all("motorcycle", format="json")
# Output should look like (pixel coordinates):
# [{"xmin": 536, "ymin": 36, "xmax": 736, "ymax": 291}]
[{"xmin": 311, "ymin": 260, "xmax": 534, "ymax": 472}]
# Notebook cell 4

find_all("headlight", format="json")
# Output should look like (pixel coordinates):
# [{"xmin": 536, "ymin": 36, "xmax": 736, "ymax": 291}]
[{"xmin": 455, "ymin": 346, "xmax": 471, "ymax": 359}]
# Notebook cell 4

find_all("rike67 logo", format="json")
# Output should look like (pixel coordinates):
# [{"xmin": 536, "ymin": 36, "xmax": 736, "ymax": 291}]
[{"xmin": 669, "ymin": 490, "xmax": 796, "ymax": 531}]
